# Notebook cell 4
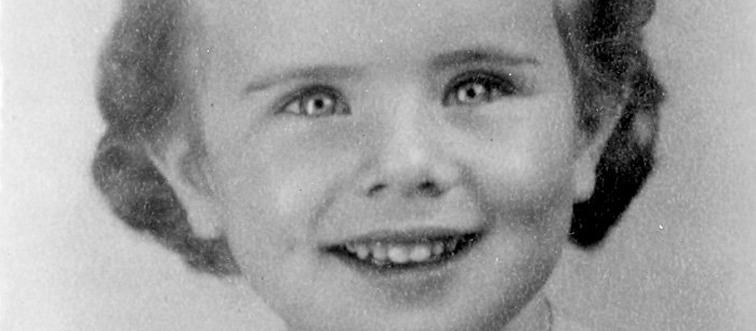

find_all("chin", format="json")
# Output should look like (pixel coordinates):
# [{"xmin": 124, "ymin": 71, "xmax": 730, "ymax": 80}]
[{"xmin": 240, "ymin": 223, "xmax": 562, "ymax": 331}]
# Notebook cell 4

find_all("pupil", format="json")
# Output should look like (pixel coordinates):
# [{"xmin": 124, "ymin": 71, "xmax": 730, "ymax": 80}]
[
  {"xmin": 313, "ymin": 99, "xmax": 324, "ymax": 108},
  {"xmin": 466, "ymin": 88, "xmax": 477, "ymax": 98}
]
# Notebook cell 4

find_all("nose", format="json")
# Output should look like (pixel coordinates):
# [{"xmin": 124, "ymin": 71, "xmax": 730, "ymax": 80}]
[{"xmin": 359, "ymin": 97, "xmax": 461, "ymax": 199}]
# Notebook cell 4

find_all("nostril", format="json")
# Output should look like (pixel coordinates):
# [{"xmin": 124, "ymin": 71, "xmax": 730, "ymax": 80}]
[
  {"xmin": 364, "ymin": 180, "xmax": 445, "ymax": 198},
  {"xmin": 367, "ymin": 183, "xmax": 388, "ymax": 197},
  {"xmin": 417, "ymin": 180, "xmax": 443, "ymax": 198}
]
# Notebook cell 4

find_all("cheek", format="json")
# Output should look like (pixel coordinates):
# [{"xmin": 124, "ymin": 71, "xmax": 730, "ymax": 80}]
[
  {"xmin": 482, "ymin": 153, "xmax": 575, "ymax": 210},
  {"xmin": 208, "ymin": 129, "xmax": 360, "ymax": 254},
  {"xmin": 469, "ymin": 112, "xmax": 577, "ymax": 211},
  {"xmin": 479, "ymin": 149, "xmax": 576, "ymax": 249}
]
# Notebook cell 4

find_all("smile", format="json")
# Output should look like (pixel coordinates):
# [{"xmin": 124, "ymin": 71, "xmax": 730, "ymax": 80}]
[{"xmin": 326, "ymin": 231, "xmax": 482, "ymax": 271}]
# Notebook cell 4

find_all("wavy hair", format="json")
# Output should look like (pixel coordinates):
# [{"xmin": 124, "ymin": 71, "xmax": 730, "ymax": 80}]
[{"xmin": 92, "ymin": 0, "xmax": 665, "ymax": 274}]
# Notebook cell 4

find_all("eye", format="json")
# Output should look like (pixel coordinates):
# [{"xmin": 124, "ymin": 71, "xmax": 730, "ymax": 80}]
[
  {"xmin": 443, "ymin": 72, "xmax": 518, "ymax": 106},
  {"xmin": 280, "ymin": 86, "xmax": 350, "ymax": 117}
]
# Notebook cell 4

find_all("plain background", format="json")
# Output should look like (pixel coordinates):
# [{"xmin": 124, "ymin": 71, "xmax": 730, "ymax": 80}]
[{"xmin": 1, "ymin": 1, "xmax": 755, "ymax": 330}]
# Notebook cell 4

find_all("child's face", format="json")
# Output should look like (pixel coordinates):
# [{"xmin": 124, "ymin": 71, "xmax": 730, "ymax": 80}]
[{"xmin": 183, "ymin": 0, "xmax": 593, "ymax": 330}]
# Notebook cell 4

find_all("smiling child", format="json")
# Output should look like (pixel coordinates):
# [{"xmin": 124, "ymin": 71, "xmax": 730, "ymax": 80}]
[{"xmin": 93, "ymin": 1, "xmax": 664, "ymax": 330}]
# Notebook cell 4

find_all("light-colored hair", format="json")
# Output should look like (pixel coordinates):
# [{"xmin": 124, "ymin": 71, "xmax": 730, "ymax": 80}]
[{"xmin": 92, "ymin": 0, "xmax": 665, "ymax": 274}]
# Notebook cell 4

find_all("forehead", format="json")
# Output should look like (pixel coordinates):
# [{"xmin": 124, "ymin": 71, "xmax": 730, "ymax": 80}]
[{"xmin": 194, "ymin": 0, "xmax": 562, "ymax": 72}]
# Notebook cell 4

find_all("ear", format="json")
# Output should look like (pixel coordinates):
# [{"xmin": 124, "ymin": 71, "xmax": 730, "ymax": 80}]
[
  {"xmin": 147, "ymin": 136, "xmax": 223, "ymax": 239},
  {"xmin": 573, "ymin": 108, "xmax": 622, "ymax": 203}
]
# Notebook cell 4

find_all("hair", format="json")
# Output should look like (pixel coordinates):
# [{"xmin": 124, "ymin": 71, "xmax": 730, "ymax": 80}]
[{"xmin": 92, "ymin": 0, "xmax": 665, "ymax": 274}]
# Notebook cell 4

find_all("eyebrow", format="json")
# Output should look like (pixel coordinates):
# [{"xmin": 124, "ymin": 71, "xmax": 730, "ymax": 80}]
[
  {"xmin": 244, "ymin": 65, "xmax": 361, "ymax": 94},
  {"xmin": 429, "ymin": 47, "xmax": 540, "ymax": 71},
  {"xmin": 242, "ymin": 47, "xmax": 539, "ymax": 94}
]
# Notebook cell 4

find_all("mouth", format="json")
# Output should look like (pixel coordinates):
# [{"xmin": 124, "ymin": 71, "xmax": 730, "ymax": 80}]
[{"xmin": 324, "ymin": 231, "xmax": 482, "ymax": 273}]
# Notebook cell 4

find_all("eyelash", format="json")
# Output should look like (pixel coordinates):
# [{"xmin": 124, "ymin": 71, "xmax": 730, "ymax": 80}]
[
  {"xmin": 278, "ymin": 71, "xmax": 519, "ymax": 117},
  {"xmin": 442, "ymin": 71, "xmax": 519, "ymax": 107}
]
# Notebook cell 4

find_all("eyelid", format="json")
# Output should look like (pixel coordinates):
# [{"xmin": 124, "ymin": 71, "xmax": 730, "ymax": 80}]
[{"xmin": 449, "ymin": 70, "xmax": 517, "ymax": 90}]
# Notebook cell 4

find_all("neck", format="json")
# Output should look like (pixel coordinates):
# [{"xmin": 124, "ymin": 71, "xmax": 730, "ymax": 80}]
[{"xmin": 501, "ymin": 291, "xmax": 552, "ymax": 331}]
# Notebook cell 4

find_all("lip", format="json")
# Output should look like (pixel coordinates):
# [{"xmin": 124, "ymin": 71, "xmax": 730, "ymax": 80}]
[
  {"xmin": 331, "ymin": 227, "xmax": 482, "ymax": 246},
  {"xmin": 321, "ymin": 226, "xmax": 485, "ymax": 247}
]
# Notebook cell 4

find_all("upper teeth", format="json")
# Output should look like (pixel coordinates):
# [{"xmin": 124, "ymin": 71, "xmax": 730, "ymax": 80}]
[{"xmin": 344, "ymin": 239, "xmax": 457, "ymax": 265}]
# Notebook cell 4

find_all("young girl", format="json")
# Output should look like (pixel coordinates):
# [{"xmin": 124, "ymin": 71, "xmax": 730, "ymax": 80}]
[{"xmin": 92, "ymin": 0, "xmax": 664, "ymax": 330}]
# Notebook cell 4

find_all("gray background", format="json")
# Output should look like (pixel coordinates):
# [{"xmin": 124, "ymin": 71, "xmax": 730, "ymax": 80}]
[{"xmin": 2, "ymin": 1, "xmax": 755, "ymax": 330}]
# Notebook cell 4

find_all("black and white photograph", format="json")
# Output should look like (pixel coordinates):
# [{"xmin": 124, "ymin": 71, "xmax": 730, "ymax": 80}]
[{"xmin": 2, "ymin": 1, "xmax": 755, "ymax": 330}]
